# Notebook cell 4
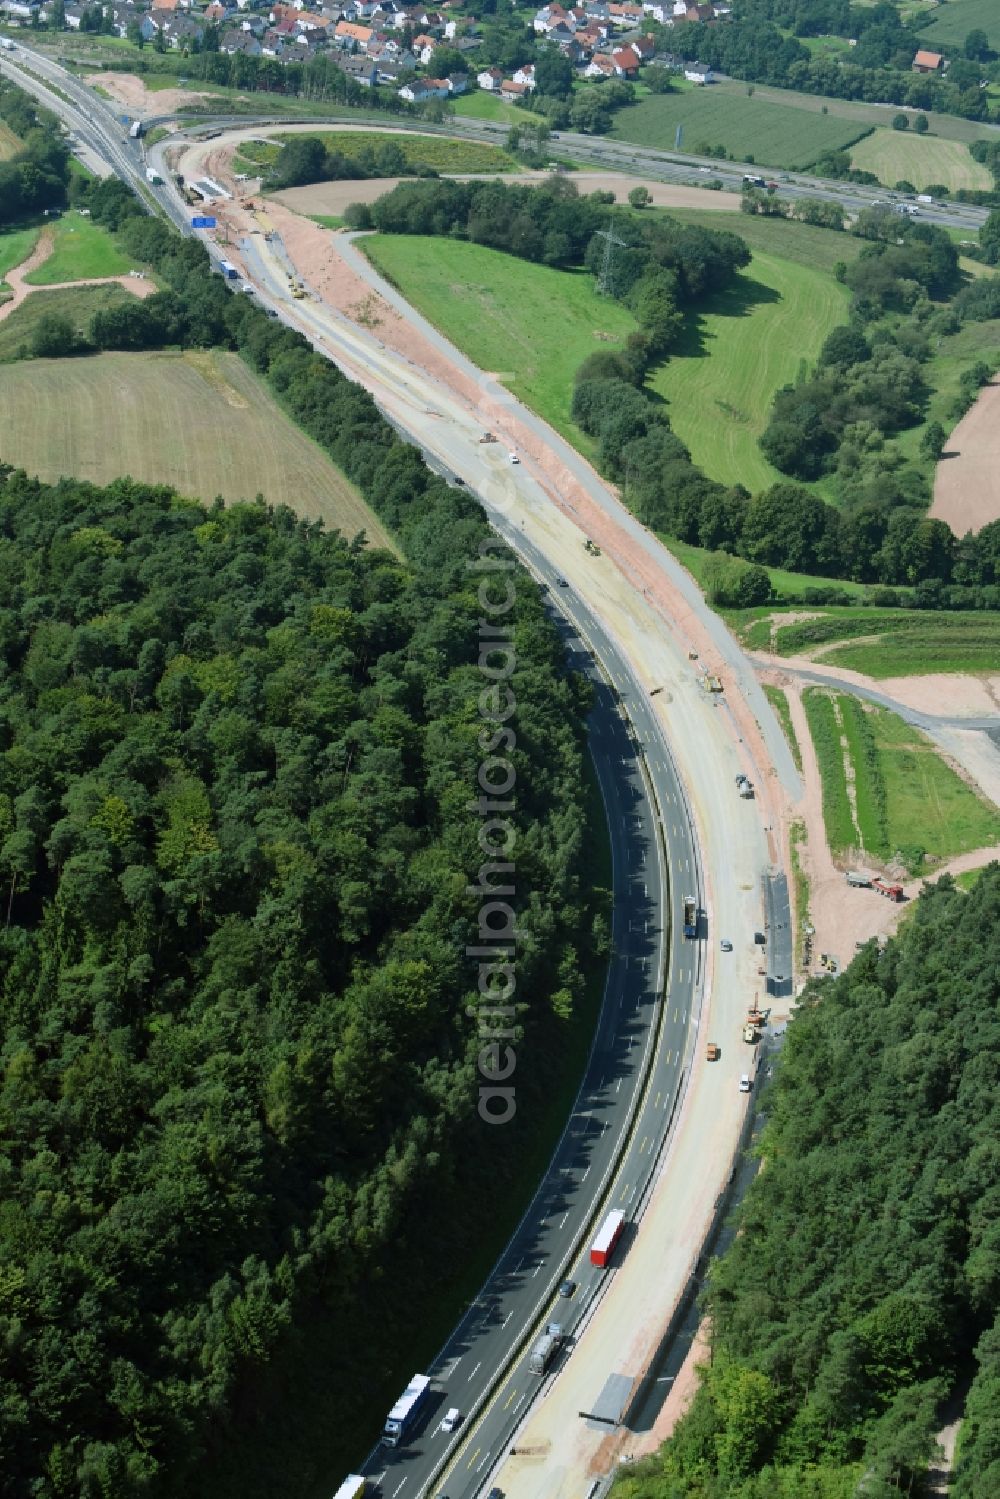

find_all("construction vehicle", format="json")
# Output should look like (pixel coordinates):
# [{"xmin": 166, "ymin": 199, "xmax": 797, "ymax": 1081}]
[
  {"xmin": 479, "ymin": 431, "xmax": 498, "ymax": 443},
  {"xmin": 701, "ymin": 674, "xmax": 723, "ymax": 694},
  {"xmin": 682, "ymin": 895, "xmax": 698, "ymax": 939},
  {"xmin": 735, "ymin": 773, "xmax": 754, "ymax": 799},
  {"xmin": 706, "ymin": 1042, "xmax": 720, "ymax": 1061},
  {"xmin": 872, "ymin": 878, "xmax": 903, "ymax": 902},
  {"xmin": 744, "ymin": 998, "xmax": 765, "ymax": 1043},
  {"xmin": 583, "ymin": 538, "xmax": 601, "ymax": 556}
]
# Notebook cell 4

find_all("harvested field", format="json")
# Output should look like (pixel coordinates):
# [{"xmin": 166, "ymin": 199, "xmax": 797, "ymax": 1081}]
[
  {"xmin": 0, "ymin": 349, "xmax": 393, "ymax": 547},
  {"xmin": 931, "ymin": 383, "xmax": 1000, "ymax": 535},
  {"xmin": 850, "ymin": 129, "xmax": 992, "ymax": 192}
]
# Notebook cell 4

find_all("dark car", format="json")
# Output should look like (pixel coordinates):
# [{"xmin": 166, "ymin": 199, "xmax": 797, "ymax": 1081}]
[{"xmin": 559, "ymin": 1279, "xmax": 576, "ymax": 1298}]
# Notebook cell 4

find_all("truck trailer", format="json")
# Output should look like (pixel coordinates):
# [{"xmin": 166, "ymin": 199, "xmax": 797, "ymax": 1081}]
[
  {"xmin": 382, "ymin": 1374, "xmax": 430, "ymax": 1447},
  {"xmin": 218, "ymin": 259, "xmax": 239, "ymax": 281},
  {"xmin": 590, "ymin": 1209, "xmax": 625, "ymax": 1268},
  {"xmin": 332, "ymin": 1479, "xmax": 366, "ymax": 1499},
  {"xmin": 872, "ymin": 878, "xmax": 904, "ymax": 902},
  {"xmin": 529, "ymin": 1323, "xmax": 563, "ymax": 1375},
  {"xmin": 845, "ymin": 871, "xmax": 871, "ymax": 888},
  {"xmin": 145, "ymin": 167, "xmax": 162, "ymax": 185},
  {"xmin": 682, "ymin": 896, "xmax": 697, "ymax": 939},
  {"xmin": 128, "ymin": 120, "xmax": 143, "ymax": 139}
]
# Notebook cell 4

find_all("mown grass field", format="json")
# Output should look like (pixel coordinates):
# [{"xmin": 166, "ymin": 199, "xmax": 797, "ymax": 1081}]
[
  {"xmin": 0, "ymin": 225, "xmax": 40, "ymax": 285},
  {"xmin": 663, "ymin": 537, "xmax": 870, "ymax": 602},
  {"xmin": 917, "ymin": 0, "xmax": 1000, "ymax": 52},
  {"xmin": 256, "ymin": 130, "xmax": 519, "ymax": 176},
  {"xmin": 25, "ymin": 213, "xmax": 133, "ymax": 284},
  {"xmin": 362, "ymin": 234, "xmax": 637, "ymax": 445},
  {"xmin": 669, "ymin": 208, "xmax": 865, "ymax": 274},
  {"xmin": 0, "ymin": 349, "xmax": 393, "ymax": 546},
  {"xmin": 747, "ymin": 608, "xmax": 1000, "ymax": 677},
  {"xmin": 648, "ymin": 250, "xmax": 850, "ymax": 492},
  {"xmin": 850, "ymin": 129, "xmax": 992, "ymax": 192},
  {"xmin": 453, "ymin": 91, "xmax": 545, "ymax": 125},
  {"xmin": 803, "ymin": 687, "xmax": 1000, "ymax": 866},
  {"xmin": 0, "ymin": 120, "xmax": 21, "ymax": 161},
  {"xmin": 610, "ymin": 90, "xmax": 872, "ymax": 169},
  {"xmin": 0, "ymin": 283, "xmax": 134, "ymax": 360}
]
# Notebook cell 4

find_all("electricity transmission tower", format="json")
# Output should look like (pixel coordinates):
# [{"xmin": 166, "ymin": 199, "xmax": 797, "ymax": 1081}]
[{"xmin": 595, "ymin": 214, "xmax": 628, "ymax": 298}]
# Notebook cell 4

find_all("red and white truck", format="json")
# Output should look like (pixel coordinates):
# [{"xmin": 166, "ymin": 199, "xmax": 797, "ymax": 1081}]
[{"xmin": 590, "ymin": 1209, "xmax": 625, "ymax": 1268}]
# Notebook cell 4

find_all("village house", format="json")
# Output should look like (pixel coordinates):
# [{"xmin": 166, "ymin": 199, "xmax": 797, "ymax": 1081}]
[
  {"xmin": 683, "ymin": 58, "xmax": 713, "ymax": 81},
  {"xmin": 476, "ymin": 63, "xmax": 503, "ymax": 90},
  {"xmin": 340, "ymin": 51, "xmax": 377, "ymax": 81},
  {"xmin": 584, "ymin": 51, "xmax": 615, "ymax": 77},
  {"xmin": 221, "ymin": 26, "xmax": 262, "ymax": 52},
  {"xmin": 334, "ymin": 17, "xmax": 373, "ymax": 47},
  {"xmin": 611, "ymin": 43, "xmax": 639, "ymax": 74},
  {"xmin": 512, "ymin": 61, "xmax": 536, "ymax": 88},
  {"xmin": 912, "ymin": 48, "xmax": 944, "ymax": 73}
]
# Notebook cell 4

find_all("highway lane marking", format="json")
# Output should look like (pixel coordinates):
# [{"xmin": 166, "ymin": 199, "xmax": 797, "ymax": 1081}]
[
  {"xmin": 532, "ymin": 1261, "xmax": 543, "ymax": 1277},
  {"xmin": 467, "ymin": 1448, "xmax": 481, "ymax": 1469},
  {"xmin": 653, "ymin": 1091, "xmax": 661, "ymax": 1108},
  {"xmin": 502, "ymin": 1311, "xmax": 513, "ymax": 1328},
  {"xmin": 560, "ymin": 1211, "xmax": 570, "ymax": 1228},
  {"xmin": 581, "ymin": 1164, "xmax": 591, "ymax": 1182},
  {"xmin": 513, "ymin": 1393, "xmax": 526, "ymax": 1413},
  {"xmin": 468, "ymin": 1361, "xmax": 482, "ymax": 1382},
  {"xmin": 616, "ymin": 1078, "xmax": 623, "ymax": 1093},
  {"xmin": 504, "ymin": 1389, "xmax": 517, "ymax": 1409},
  {"xmin": 393, "ymin": 1481, "xmax": 407, "ymax": 1496},
  {"xmin": 639, "ymin": 1135, "xmax": 650, "ymax": 1153},
  {"xmin": 673, "ymin": 1050, "xmax": 680, "ymax": 1065},
  {"xmin": 476, "ymin": 1453, "xmax": 491, "ymax": 1473},
  {"xmin": 619, "ymin": 1182, "xmax": 631, "ymax": 1200}
]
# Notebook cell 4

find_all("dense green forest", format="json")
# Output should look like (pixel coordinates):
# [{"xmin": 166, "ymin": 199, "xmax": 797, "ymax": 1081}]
[
  {"xmin": 615, "ymin": 867, "xmax": 1000, "ymax": 1499},
  {"xmin": 0, "ymin": 455, "xmax": 601, "ymax": 1489},
  {"xmin": 0, "ymin": 76, "xmax": 70, "ymax": 227}
]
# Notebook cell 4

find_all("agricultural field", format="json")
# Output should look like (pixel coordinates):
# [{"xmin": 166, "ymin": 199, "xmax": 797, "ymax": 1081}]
[
  {"xmin": 745, "ymin": 608, "xmax": 1000, "ymax": 677},
  {"xmin": 894, "ymin": 317, "xmax": 1000, "ymax": 477},
  {"xmin": 0, "ymin": 283, "xmax": 134, "ymax": 361},
  {"xmin": 0, "ymin": 120, "xmax": 21, "ymax": 161},
  {"xmin": 362, "ymin": 234, "xmax": 637, "ymax": 445},
  {"xmin": 916, "ymin": 0, "xmax": 1000, "ymax": 53},
  {"xmin": 24, "ymin": 213, "xmax": 134, "ymax": 285},
  {"xmin": 0, "ymin": 349, "xmax": 393, "ymax": 547},
  {"xmin": 803, "ymin": 687, "xmax": 1000, "ymax": 868},
  {"xmin": 850, "ymin": 129, "xmax": 992, "ymax": 192},
  {"xmin": 610, "ymin": 89, "xmax": 873, "ymax": 169},
  {"xmin": 648, "ymin": 249, "xmax": 850, "ymax": 492},
  {"xmin": 260, "ymin": 130, "xmax": 519, "ymax": 176}
]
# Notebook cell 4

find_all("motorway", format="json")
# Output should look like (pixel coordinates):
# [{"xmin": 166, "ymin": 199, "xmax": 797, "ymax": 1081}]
[
  {"xmin": 5, "ymin": 47, "xmax": 780, "ymax": 1499},
  {"xmin": 144, "ymin": 108, "xmax": 991, "ymax": 234}
]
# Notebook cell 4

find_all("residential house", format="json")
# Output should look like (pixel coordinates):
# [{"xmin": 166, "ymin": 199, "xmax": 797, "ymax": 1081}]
[
  {"xmin": 683, "ymin": 58, "xmax": 712, "ymax": 81},
  {"xmin": 445, "ymin": 71, "xmax": 467, "ymax": 92},
  {"xmin": 630, "ymin": 31, "xmax": 656, "ymax": 58},
  {"xmin": 608, "ymin": 1, "xmax": 643, "ymax": 26},
  {"xmin": 546, "ymin": 20, "xmax": 576, "ymax": 45},
  {"xmin": 112, "ymin": 5, "xmax": 160, "ymax": 39},
  {"xmin": 512, "ymin": 61, "xmax": 536, "ymax": 87},
  {"xmin": 611, "ymin": 43, "xmax": 639, "ymax": 74},
  {"xmin": 500, "ymin": 77, "xmax": 528, "ymax": 99},
  {"xmin": 261, "ymin": 26, "xmax": 287, "ymax": 53},
  {"xmin": 640, "ymin": 1, "xmax": 672, "ymax": 21},
  {"xmin": 683, "ymin": 2, "xmax": 713, "ymax": 19},
  {"xmin": 477, "ymin": 63, "xmax": 503, "ymax": 90},
  {"xmin": 334, "ymin": 17, "xmax": 373, "ymax": 45},
  {"xmin": 221, "ymin": 26, "xmax": 262, "ymax": 51},
  {"xmin": 912, "ymin": 48, "xmax": 943, "ymax": 73},
  {"xmin": 533, "ymin": 2, "xmax": 570, "ymax": 33},
  {"xmin": 584, "ymin": 51, "xmax": 615, "ymax": 76},
  {"xmin": 398, "ymin": 75, "xmax": 449, "ymax": 98},
  {"xmin": 340, "ymin": 51, "xmax": 377, "ymax": 80},
  {"xmin": 64, "ymin": 3, "xmax": 84, "ymax": 25},
  {"xmin": 160, "ymin": 13, "xmax": 207, "ymax": 46}
]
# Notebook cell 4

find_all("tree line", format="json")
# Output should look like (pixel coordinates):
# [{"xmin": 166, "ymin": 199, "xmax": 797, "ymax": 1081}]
[
  {"xmin": 0, "ymin": 76, "xmax": 70, "ymax": 227},
  {"xmin": 0, "ymin": 176, "xmax": 609, "ymax": 1498},
  {"xmin": 613, "ymin": 866, "xmax": 1000, "ymax": 1499},
  {"xmin": 267, "ymin": 133, "xmax": 441, "ymax": 191}
]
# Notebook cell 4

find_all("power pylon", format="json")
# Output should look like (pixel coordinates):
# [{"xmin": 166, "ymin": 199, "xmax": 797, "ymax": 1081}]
[{"xmin": 595, "ymin": 213, "xmax": 628, "ymax": 297}]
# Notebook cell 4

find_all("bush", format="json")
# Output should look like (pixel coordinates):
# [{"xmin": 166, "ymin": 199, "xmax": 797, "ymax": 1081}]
[{"xmin": 892, "ymin": 112, "xmax": 909, "ymax": 131}]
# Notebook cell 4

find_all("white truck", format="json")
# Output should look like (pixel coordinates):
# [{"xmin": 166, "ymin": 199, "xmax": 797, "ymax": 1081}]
[
  {"xmin": 332, "ymin": 1479, "xmax": 366, "ymax": 1499},
  {"xmin": 0, "ymin": 37, "xmax": 16, "ymax": 50},
  {"xmin": 128, "ymin": 120, "xmax": 143, "ymax": 139},
  {"xmin": 145, "ymin": 167, "xmax": 162, "ymax": 185}
]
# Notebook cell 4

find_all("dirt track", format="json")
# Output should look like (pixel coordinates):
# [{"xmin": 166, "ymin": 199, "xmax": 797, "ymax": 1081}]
[
  {"xmin": 0, "ymin": 227, "xmax": 156, "ymax": 323},
  {"xmin": 931, "ymin": 381, "xmax": 1000, "ymax": 535},
  {"xmin": 273, "ymin": 173, "xmax": 741, "ymax": 217}
]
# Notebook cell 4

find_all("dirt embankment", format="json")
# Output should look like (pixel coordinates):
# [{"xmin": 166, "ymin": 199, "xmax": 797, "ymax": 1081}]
[
  {"xmin": 931, "ymin": 381, "xmax": 1000, "ymax": 535},
  {"xmin": 85, "ymin": 70, "xmax": 224, "ymax": 117}
]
